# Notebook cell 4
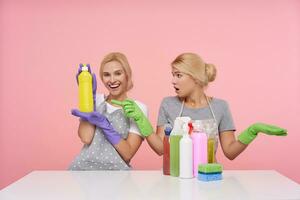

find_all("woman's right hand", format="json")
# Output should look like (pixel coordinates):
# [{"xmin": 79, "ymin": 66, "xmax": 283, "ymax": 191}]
[{"xmin": 71, "ymin": 109, "xmax": 122, "ymax": 145}]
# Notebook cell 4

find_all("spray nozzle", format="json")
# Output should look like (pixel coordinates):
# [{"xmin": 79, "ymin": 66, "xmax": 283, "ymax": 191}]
[
  {"xmin": 182, "ymin": 122, "xmax": 189, "ymax": 135},
  {"xmin": 170, "ymin": 116, "xmax": 192, "ymax": 136},
  {"xmin": 188, "ymin": 122, "xmax": 193, "ymax": 135}
]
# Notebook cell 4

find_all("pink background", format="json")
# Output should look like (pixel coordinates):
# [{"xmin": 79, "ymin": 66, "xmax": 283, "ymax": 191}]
[{"xmin": 1, "ymin": 1, "xmax": 299, "ymax": 189}]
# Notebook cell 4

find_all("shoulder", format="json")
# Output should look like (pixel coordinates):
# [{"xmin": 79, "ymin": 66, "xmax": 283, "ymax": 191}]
[
  {"xmin": 134, "ymin": 99, "xmax": 147, "ymax": 110},
  {"xmin": 133, "ymin": 99, "xmax": 148, "ymax": 116},
  {"xmin": 95, "ymin": 93, "xmax": 105, "ymax": 105},
  {"xmin": 160, "ymin": 96, "xmax": 181, "ymax": 107},
  {"xmin": 211, "ymin": 97, "xmax": 231, "ymax": 112},
  {"xmin": 212, "ymin": 97, "xmax": 229, "ymax": 105}
]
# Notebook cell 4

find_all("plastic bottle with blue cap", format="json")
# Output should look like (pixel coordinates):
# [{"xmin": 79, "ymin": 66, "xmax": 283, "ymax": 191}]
[{"xmin": 163, "ymin": 124, "xmax": 172, "ymax": 175}]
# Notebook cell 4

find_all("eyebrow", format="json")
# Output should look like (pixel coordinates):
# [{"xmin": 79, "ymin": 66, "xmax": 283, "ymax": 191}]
[
  {"xmin": 103, "ymin": 69, "xmax": 124, "ymax": 74},
  {"xmin": 172, "ymin": 71, "xmax": 182, "ymax": 74}
]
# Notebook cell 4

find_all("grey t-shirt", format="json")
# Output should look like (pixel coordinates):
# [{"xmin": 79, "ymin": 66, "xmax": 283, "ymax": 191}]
[{"xmin": 157, "ymin": 96, "xmax": 236, "ymax": 134}]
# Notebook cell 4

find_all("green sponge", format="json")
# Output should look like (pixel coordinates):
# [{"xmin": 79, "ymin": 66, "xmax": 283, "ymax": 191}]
[{"xmin": 198, "ymin": 163, "xmax": 223, "ymax": 174}]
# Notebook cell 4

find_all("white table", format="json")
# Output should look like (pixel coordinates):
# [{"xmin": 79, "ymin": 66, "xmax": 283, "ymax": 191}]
[{"xmin": 1, "ymin": 170, "xmax": 300, "ymax": 200}]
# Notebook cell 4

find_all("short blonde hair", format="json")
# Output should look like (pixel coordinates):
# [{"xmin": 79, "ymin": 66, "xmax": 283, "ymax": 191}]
[
  {"xmin": 171, "ymin": 53, "xmax": 216, "ymax": 86},
  {"xmin": 100, "ymin": 52, "xmax": 133, "ymax": 91}
]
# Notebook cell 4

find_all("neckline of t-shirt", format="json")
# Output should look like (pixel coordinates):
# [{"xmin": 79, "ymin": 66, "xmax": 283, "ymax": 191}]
[
  {"xmin": 180, "ymin": 97, "xmax": 216, "ymax": 111},
  {"xmin": 105, "ymin": 101, "xmax": 122, "ymax": 110},
  {"xmin": 101, "ymin": 94, "xmax": 123, "ymax": 110}
]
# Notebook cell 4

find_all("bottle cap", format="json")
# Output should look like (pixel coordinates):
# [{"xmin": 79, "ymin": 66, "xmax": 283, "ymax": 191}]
[
  {"xmin": 170, "ymin": 117, "xmax": 191, "ymax": 136},
  {"xmin": 82, "ymin": 64, "xmax": 88, "ymax": 71},
  {"xmin": 170, "ymin": 118, "xmax": 183, "ymax": 135},
  {"xmin": 192, "ymin": 120, "xmax": 204, "ymax": 132},
  {"xmin": 164, "ymin": 124, "xmax": 172, "ymax": 136}
]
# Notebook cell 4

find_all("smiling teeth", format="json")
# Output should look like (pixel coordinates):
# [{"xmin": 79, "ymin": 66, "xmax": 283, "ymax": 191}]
[{"xmin": 109, "ymin": 83, "xmax": 120, "ymax": 88}]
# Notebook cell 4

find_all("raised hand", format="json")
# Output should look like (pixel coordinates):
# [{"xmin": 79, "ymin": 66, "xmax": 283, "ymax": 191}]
[{"xmin": 238, "ymin": 123, "xmax": 287, "ymax": 145}]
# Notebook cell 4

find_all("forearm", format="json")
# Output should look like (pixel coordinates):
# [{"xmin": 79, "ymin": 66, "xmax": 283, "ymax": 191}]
[
  {"xmin": 221, "ymin": 123, "xmax": 287, "ymax": 160},
  {"xmin": 220, "ymin": 131, "xmax": 248, "ymax": 160},
  {"xmin": 114, "ymin": 140, "xmax": 135, "ymax": 163},
  {"xmin": 114, "ymin": 134, "xmax": 142, "ymax": 163},
  {"xmin": 146, "ymin": 133, "xmax": 164, "ymax": 156},
  {"xmin": 223, "ymin": 140, "xmax": 248, "ymax": 160},
  {"xmin": 78, "ymin": 120, "xmax": 95, "ymax": 144}
]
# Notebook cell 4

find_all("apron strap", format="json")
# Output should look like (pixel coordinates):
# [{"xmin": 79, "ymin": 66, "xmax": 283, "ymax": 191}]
[
  {"xmin": 179, "ymin": 94, "xmax": 218, "ymax": 132},
  {"xmin": 178, "ymin": 99, "xmax": 185, "ymax": 117},
  {"xmin": 205, "ymin": 95, "xmax": 217, "ymax": 123}
]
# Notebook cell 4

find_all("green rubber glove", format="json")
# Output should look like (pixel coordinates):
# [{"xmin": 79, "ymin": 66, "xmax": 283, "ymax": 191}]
[
  {"xmin": 238, "ymin": 123, "xmax": 287, "ymax": 145},
  {"xmin": 111, "ymin": 99, "xmax": 153, "ymax": 137}
]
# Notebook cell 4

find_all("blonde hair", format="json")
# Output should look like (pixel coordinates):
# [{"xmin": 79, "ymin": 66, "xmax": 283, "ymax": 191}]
[
  {"xmin": 100, "ymin": 52, "xmax": 133, "ymax": 91},
  {"xmin": 171, "ymin": 53, "xmax": 217, "ymax": 86}
]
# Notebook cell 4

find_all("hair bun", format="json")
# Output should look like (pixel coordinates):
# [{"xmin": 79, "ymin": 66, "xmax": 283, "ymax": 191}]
[{"xmin": 205, "ymin": 63, "xmax": 217, "ymax": 82}]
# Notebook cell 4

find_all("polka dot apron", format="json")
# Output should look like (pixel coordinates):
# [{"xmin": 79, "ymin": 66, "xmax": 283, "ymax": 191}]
[{"xmin": 69, "ymin": 101, "xmax": 131, "ymax": 170}]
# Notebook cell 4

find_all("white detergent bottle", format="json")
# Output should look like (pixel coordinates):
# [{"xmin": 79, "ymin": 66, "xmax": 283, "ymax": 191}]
[{"xmin": 179, "ymin": 122, "xmax": 193, "ymax": 178}]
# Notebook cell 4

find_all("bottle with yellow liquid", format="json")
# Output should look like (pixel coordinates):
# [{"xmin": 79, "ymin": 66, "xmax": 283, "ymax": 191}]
[
  {"xmin": 78, "ymin": 64, "xmax": 94, "ymax": 112},
  {"xmin": 206, "ymin": 122, "xmax": 218, "ymax": 163},
  {"xmin": 207, "ymin": 135, "xmax": 216, "ymax": 163}
]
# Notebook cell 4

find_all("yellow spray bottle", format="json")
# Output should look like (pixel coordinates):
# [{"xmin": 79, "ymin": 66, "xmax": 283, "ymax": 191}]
[{"xmin": 78, "ymin": 64, "xmax": 94, "ymax": 112}]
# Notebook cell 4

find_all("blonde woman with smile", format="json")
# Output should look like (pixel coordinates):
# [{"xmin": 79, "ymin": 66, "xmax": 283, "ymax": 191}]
[{"xmin": 69, "ymin": 52, "xmax": 151, "ymax": 170}]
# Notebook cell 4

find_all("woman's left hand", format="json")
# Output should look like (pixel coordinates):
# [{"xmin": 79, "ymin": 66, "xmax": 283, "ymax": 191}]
[{"xmin": 238, "ymin": 123, "xmax": 287, "ymax": 145}]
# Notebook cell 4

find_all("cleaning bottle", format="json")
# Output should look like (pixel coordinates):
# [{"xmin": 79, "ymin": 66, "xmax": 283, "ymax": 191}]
[
  {"xmin": 78, "ymin": 64, "xmax": 94, "ymax": 112},
  {"xmin": 179, "ymin": 122, "xmax": 193, "ymax": 178},
  {"xmin": 191, "ymin": 120, "xmax": 207, "ymax": 177},
  {"xmin": 170, "ymin": 118, "xmax": 183, "ymax": 177},
  {"xmin": 207, "ymin": 122, "xmax": 218, "ymax": 163},
  {"xmin": 163, "ymin": 124, "xmax": 172, "ymax": 175}
]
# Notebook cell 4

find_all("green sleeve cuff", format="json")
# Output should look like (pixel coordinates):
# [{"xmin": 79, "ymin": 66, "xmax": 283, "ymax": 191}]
[{"xmin": 238, "ymin": 129, "xmax": 257, "ymax": 145}]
